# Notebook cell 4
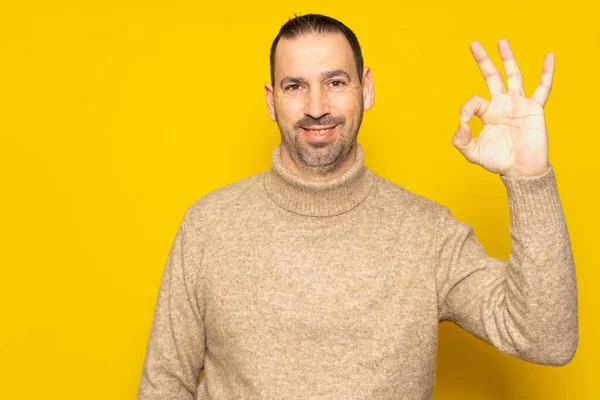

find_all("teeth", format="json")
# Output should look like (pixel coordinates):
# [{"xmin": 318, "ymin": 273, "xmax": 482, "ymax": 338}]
[{"xmin": 308, "ymin": 128, "xmax": 330, "ymax": 134}]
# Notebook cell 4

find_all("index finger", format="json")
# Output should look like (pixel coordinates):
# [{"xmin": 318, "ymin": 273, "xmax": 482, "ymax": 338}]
[{"xmin": 470, "ymin": 41, "xmax": 507, "ymax": 96}]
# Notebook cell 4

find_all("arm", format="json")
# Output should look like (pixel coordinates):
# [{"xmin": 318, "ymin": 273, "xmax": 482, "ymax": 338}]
[
  {"xmin": 435, "ymin": 165, "xmax": 578, "ymax": 365},
  {"xmin": 138, "ymin": 219, "xmax": 206, "ymax": 399},
  {"xmin": 437, "ymin": 39, "xmax": 578, "ymax": 364}
]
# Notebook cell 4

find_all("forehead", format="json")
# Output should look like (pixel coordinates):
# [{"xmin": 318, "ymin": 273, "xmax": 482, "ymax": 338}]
[{"xmin": 274, "ymin": 32, "xmax": 357, "ymax": 82}]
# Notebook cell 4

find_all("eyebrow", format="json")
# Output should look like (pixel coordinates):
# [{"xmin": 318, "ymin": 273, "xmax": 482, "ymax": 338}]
[
  {"xmin": 321, "ymin": 69, "xmax": 352, "ymax": 81},
  {"xmin": 280, "ymin": 76, "xmax": 304, "ymax": 89},
  {"xmin": 279, "ymin": 69, "xmax": 353, "ymax": 89}
]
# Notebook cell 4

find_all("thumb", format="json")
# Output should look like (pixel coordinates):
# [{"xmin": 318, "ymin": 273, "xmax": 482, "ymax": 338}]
[{"xmin": 452, "ymin": 121, "xmax": 477, "ymax": 162}]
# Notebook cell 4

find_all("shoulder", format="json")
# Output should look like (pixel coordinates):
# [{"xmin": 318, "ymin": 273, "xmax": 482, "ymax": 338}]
[
  {"xmin": 370, "ymin": 173, "xmax": 473, "ymax": 241},
  {"xmin": 369, "ymin": 171, "xmax": 448, "ymax": 222},
  {"xmin": 181, "ymin": 171, "xmax": 267, "ymax": 231}
]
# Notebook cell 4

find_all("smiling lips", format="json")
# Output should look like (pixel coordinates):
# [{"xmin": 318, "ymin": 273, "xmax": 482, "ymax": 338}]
[{"xmin": 301, "ymin": 125, "xmax": 337, "ymax": 142}]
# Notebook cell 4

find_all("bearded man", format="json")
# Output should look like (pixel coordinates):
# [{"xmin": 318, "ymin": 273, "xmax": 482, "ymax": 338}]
[{"xmin": 138, "ymin": 13, "xmax": 578, "ymax": 400}]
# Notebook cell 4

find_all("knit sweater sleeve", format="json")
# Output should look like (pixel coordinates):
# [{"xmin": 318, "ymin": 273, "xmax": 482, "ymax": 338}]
[
  {"xmin": 434, "ymin": 165, "xmax": 578, "ymax": 365},
  {"xmin": 138, "ymin": 217, "xmax": 206, "ymax": 399}
]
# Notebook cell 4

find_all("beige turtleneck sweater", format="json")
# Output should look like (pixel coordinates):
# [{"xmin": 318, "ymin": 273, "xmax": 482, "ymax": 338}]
[{"xmin": 138, "ymin": 144, "xmax": 578, "ymax": 400}]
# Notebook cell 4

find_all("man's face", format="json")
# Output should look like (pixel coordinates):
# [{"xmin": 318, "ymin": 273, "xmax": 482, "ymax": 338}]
[{"xmin": 265, "ymin": 32, "xmax": 374, "ymax": 176}]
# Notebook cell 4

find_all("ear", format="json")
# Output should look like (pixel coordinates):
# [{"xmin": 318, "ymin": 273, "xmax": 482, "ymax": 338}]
[
  {"xmin": 362, "ymin": 66, "xmax": 374, "ymax": 111},
  {"xmin": 264, "ymin": 82, "xmax": 277, "ymax": 122}
]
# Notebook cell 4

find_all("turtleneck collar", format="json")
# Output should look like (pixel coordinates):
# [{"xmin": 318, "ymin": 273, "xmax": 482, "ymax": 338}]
[{"xmin": 263, "ymin": 144, "xmax": 375, "ymax": 217}]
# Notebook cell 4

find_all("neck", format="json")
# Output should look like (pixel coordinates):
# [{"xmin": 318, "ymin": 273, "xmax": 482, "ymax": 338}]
[
  {"xmin": 264, "ymin": 143, "xmax": 374, "ymax": 217},
  {"xmin": 280, "ymin": 144, "xmax": 358, "ymax": 182}
]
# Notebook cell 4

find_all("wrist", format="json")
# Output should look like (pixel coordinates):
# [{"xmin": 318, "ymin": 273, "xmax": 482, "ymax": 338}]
[{"xmin": 501, "ymin": 163, "xmax": 551, "ymax": 179}]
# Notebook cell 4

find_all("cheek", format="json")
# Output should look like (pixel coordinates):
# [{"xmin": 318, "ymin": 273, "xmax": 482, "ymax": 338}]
[
  {"xmin": 276, "ymin": 96, "xmax": 304, "ymax": 125},
  {"xmin": 332, "ymin": 93, "xmax": 362, "ymax": 120}
]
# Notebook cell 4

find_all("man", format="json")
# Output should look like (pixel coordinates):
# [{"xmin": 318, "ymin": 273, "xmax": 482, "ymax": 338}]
[{"xmin": 138, "ymin": 14, "xmax": 578, "ymax": 399}]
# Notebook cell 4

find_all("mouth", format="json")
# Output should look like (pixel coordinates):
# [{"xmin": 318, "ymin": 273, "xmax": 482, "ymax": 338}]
[{"xmin": 301, "ymin": 125, "xmax": 338, "ymax": 142}]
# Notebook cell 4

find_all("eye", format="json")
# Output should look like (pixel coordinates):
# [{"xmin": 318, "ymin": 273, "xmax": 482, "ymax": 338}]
[
  {"xmin": 285, "ymin": 84, "xmax": 300, "ymax": 91},
  {"xmin": 329, "ymin": 80, "xmax": 346, "ymax": 88}
]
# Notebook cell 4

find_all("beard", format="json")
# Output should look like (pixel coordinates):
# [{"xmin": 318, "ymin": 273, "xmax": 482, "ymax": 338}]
[{"xmin": 276, "ymin": 109, "xmax": 364, "ymax": 177}]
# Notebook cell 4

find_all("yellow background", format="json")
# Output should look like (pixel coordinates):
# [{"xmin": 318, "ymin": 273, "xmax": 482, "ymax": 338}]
[{"xmin": 1, "ymin": 1, "xmax": 597, "ymax": 398}]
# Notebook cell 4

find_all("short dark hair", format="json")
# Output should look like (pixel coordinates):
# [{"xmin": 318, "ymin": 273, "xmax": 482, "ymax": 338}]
[{"xmin": 269, "ymin": 14, "xmax": 364, "ymax": 86}]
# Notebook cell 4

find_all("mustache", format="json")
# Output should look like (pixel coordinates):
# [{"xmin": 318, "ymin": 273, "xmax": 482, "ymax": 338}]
[{"xmin": 294, "ymin": 115, "xmax": 345, "ymax": 129}]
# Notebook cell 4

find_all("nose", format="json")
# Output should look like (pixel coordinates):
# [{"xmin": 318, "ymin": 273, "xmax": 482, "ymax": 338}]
[{"xmin": 304, "ymin": 86, "xmax": 330, "ymax": 119}]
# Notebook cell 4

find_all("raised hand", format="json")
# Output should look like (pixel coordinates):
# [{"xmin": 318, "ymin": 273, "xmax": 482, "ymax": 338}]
[{"xmin": 452, "ymin": 39, "xmax": 554, "ymax": 178}]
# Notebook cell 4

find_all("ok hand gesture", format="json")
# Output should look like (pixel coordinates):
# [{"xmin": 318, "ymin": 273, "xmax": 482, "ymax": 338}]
[{"xmin": 452, "ymin": 39, "xmax": 554, "ymax": 178}]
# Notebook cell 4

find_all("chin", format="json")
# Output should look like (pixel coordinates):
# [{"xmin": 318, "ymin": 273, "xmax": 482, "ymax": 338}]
[{"xmin": 307, "ymin": 141, "xmax": 332, "ymax": 149}]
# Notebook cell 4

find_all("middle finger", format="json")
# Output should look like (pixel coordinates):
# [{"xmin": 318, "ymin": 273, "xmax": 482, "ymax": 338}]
[{"xmin": 470, "ymin": 41, "xmax": 507, "ymax": 96}]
